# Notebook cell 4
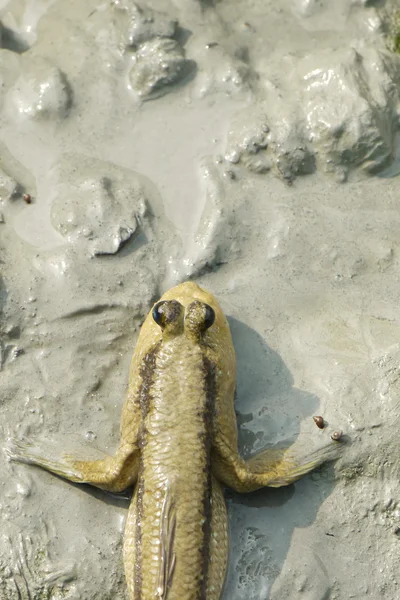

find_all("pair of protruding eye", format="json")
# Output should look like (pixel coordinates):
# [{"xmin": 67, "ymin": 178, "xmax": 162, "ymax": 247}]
[{"xmin": 152, "ymin": 299, "xmax": 215, "ymax": 332}]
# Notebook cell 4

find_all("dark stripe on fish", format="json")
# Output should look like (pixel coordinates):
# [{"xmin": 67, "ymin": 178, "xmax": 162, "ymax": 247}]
[
  {"xmin": 134, "ymin": 344, "xmax": 160, "ymax": 600},
  {"xmin": 198, "ymin": 355, "xmax": 216, "ymax": 600}
]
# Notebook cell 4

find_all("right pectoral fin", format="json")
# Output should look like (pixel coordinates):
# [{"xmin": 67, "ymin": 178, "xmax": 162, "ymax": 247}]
[{"xmin": 212, "ymin": 435, "xmax": 344, "ymax": 493}]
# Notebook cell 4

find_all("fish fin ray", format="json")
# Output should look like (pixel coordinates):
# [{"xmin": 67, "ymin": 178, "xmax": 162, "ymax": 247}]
[{"xmin": 157, "ymin": 489, "xmax": 177, "ymax": 599}]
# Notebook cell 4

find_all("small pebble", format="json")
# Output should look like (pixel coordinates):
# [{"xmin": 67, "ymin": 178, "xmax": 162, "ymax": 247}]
[{"xmin": 313, "ymin": 415, "xmax": 325, "ymax": 429}]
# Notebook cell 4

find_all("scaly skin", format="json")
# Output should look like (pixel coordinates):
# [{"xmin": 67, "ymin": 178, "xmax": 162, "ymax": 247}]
[{"xmin": 7, "ymin": 281, "xmax": 344, "ymax": 599}]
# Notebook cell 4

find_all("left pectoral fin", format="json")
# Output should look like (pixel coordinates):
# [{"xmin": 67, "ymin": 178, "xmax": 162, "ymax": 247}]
[{"xmin": 5, "ymin": 435, "xmax": 139, "ymax": 492}]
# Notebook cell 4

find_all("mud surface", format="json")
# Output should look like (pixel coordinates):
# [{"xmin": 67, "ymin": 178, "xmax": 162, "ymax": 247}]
[{"xmin": 1, "ymin": 0, "xmax": 400, "ymax": 598}]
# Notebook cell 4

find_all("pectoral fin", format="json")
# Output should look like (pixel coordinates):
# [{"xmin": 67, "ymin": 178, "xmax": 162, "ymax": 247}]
[
  {"xmin": 6, "ymin": 436, "xmax": 139, "ymax": 492},
  {"xmin": 212, "ymin": 433, "xmax": 344, "ymax": 493}
]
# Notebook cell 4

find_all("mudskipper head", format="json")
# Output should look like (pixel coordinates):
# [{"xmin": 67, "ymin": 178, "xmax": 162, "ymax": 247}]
[
  {"xmin": 136, "ymin": 281, "xmax": 235, "ymax": 383},
  {"xmin": 144, "ymin": 281, "xmax": 232, "ymax": 353}
]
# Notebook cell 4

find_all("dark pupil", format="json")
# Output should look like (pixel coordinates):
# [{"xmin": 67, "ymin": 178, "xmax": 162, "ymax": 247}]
[
  {"xmin": 152, "ymin": 301, "xmax": 167, "ymax": 326},
  {"xmin": 204, "ymin": 304, "xmax": 215, "ymax": 329}
]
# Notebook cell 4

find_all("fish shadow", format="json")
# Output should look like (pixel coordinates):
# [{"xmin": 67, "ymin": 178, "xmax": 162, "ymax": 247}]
[{"xmin": 223, "ymin": 317, "xmax": 338, "ymax": 600}]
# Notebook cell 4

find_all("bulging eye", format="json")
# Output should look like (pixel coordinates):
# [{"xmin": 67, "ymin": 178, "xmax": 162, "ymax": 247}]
[
  {"xmin": 152, "ymin": 300, "xmax": 183, "ymax": 329},
  {"xmin": 203, "ymin": 304, "xmax": 215, "ymax": 329},
  {"xmin": 185, "ymin": 301, "xmax": 216, "ymax": 337}
]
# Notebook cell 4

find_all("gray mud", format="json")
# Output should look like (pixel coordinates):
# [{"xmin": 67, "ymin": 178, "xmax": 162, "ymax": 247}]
[{"xmin": 1, "ymin": 0, "xmax": 400, "ymax": 598}]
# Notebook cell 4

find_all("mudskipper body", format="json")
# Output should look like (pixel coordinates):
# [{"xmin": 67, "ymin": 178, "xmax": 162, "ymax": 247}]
[{"xmin": 8, "ymin": 281, "xmax": 343, "ymax": 599}]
